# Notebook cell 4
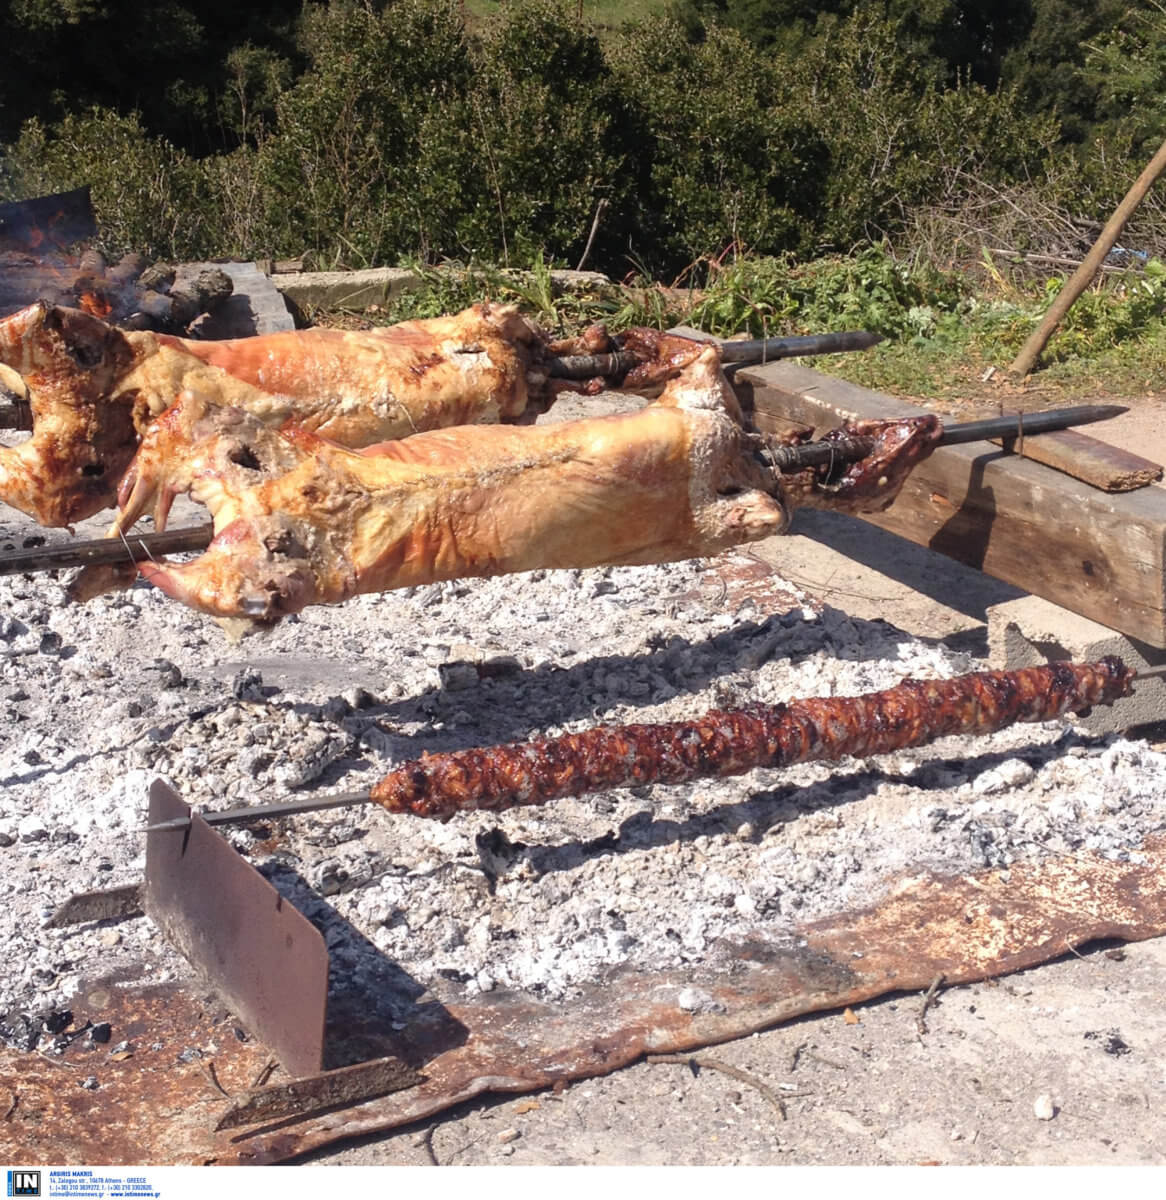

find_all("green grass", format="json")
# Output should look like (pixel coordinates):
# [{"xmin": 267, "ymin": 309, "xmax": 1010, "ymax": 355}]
[{"xmin": 337, "ymin": 245, "xmax": 1166, "ymax": 409}]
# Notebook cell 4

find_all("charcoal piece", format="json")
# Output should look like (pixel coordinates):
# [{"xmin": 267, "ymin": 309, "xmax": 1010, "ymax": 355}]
[
  {"xmin": 165, "ymin": 287, "xmax": 201, "ymax": 328},
  {"xmin": 39, "ymin": 1008, "xmax": 72, "ymax": 1034},
  {"xmin": 107, "ymin": 253, "xmax": 147, "ymax": 287},
  {"xmin": 125, "ymin": 291, "xmax": 173, "ymax": 329},
  {"xmin": 0, "ymin": 1011, "xmax": 40, "ymax": 1051},
  {"xmin": 138, "ymin": 263, "xmax": 176, "ymax": 293}
]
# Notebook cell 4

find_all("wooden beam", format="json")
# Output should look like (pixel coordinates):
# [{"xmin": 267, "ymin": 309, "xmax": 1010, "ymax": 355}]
[{"xmin": 733, "ymin": 361, "xmax": 1166, "ymax": 648}]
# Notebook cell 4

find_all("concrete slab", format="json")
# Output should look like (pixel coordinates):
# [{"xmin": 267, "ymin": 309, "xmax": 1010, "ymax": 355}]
[
  {"xmin": 988, "ymin": 593, "xmax": 1166, "ymax": 731},
  {"xmin": 274, "ymin": 266, "xmax": 614, "ymax": 315},
  {"xmin": 274, "ymin": 267, "xmax": 422, "ymax": 314}
]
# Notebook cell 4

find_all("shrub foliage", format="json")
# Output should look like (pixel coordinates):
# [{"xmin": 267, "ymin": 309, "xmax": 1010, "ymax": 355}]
[{"xmin": 0, "ymin": 0, "xmax": 1156, "ymax": 277}]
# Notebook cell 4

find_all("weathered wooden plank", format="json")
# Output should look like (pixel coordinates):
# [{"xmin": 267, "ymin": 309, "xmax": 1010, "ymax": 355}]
[
  {"xmin": 733, "ymin": 362, "xmax": 1166, "ymax": 648},
  {"xmin": 988, "ymin": 427, "xmax": 1162, "ymax": 492}
]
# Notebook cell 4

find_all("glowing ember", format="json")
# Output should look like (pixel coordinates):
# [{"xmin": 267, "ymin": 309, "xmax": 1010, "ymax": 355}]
[{"xmin": 78, "ymin": 290, "xmax": 113, "ymax": 319}]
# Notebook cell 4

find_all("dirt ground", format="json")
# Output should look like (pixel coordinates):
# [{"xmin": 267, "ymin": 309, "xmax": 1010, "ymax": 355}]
[
  {"xmin": 304, "ymin": 939, "xmax": 1166, "ymax": 1166},
  {"xmin": 300, "ymin": 500, "xmax": 1166, "ymax": 1167}
]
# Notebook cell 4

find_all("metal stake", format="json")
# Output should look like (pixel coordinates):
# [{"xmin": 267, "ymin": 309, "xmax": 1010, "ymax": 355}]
[{"xmin": 0, "ymin": 405, "xmax": 1129, "ymax": 579}]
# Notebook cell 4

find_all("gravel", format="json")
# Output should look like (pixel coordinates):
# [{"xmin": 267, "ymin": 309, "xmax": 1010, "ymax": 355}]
[{"xmin": 2, "ymin": 507, "xmax": 1166, "ymax": 1044}]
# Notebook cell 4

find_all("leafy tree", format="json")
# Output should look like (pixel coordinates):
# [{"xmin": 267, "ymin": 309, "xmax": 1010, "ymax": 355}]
[
  {"xmin": 452, "ymin": 0, "xmax": 630, "ymax": 266},
  {"xmin": 0, "ymin": 0, "xmax": 300, "ymax": 152},
  {"xmin": 1079, "ymin": 1, "xmax": 1166, "ymax": 155},
  {"xmin": 999, "ymin": 0, "xmax": 1144, "ymax": 143},
  {"xmin": 249, "ymin": 0, "xmax": 473, "ymax": 264},
  {"xmin": 775, "ymin": 10, "xmax": 1059, "ymax": 248},
  {"xmin": 0, "ymin": 108, "xmax": 211, "ymax": 259},
  {"xmin": 678, "ymin": 0, "xmax": 1032, "ymax": 86}
]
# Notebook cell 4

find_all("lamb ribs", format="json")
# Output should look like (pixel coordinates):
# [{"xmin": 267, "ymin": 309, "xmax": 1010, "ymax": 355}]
[{"xmin": 371, "ymin": 659, "xmax": 1135, "ymax": 821}]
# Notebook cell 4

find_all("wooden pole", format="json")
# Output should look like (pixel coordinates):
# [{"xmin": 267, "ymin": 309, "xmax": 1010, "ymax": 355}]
[{"xmin": 1009, "ymin": 136, "xmax": 1166, "ymax": 378}]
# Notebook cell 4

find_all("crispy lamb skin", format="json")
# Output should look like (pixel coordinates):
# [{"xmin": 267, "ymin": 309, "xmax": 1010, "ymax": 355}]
[
  {"xmin": 0, "ymin": 300, "xmax": 548, "ymax": 526},
  {"xmin": 125, "ymin": 346, "xmax": 791, "ymax": 620},
  {"xmin": 0, "ymin": 303, "xmax": 138, "ymax": 527}
]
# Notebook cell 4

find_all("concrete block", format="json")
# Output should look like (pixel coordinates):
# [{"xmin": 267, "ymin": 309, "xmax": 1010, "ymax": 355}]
[
  {"xmin": 180, "ymin": 260, "xmax": 295, "ymax": 336},
  {"xmin": 273, "ymin": 267, "xmax": 422, "ymax": 313},
  {"xmin": 987, "ymin": 594, "xmax": 1166, "ymax": 732},
  {"xmin": 274, "ymin": 266, "xmax": 616, "ymax": 316}
]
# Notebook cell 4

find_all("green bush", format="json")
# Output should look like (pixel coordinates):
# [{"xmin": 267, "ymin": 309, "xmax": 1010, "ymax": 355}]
[
  {"xmin": 449, "ymin": 0, "xmax": 629, "ymax": 266},
  {"xmin": 679, "ymin": 244, "xmax": 969, "ymax": 338},
  {"xmin": 775, "ymin": 11, "xmax": 1060, "ymax": 250},
  {"xmin": 247, "ymin": 0, "xmax": 473, "ymax": 265},
  {"xmin": 609, "ymin": 19, "xmax": 823, "ymax": 270},
  {"xmin": 0, "ymin": 0, "xmax": 1133, "ymax": 280}
]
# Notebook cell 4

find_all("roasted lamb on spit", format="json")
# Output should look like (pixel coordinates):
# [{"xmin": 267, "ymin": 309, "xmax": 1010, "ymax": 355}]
[
  {"xmin": 0, "ymin": 298, "xmax": 881, "ymax": 529},
  {"xmin": 0, "ymin": 300, "xmax": 551, "ymax": 526},
  {"xmin": 80, "ymin": 345, "xmax": 940, "ymax": 620}
]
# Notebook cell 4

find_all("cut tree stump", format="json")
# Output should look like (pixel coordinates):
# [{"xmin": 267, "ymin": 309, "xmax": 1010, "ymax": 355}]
[{"xmin": 733, "ymin": 361, "xmax": 1166, "ymax": 648}]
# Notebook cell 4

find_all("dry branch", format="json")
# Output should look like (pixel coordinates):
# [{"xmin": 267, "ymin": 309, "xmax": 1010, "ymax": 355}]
[{"xmin": 1010, "ymin": 136, "xmax": 1166, "ymax": 376}]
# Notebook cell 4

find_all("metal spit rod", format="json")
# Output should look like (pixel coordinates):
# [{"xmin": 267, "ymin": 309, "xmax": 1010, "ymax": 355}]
[
  {"xmin": 139, "ymin": 662, "xmax": 1166, "ymax": 835},
  {"xmin": 761, "ymin": 403, "xmax": 1128, "ymax": 471},
  {"xmin": 547, "ymin": 330, "xmax": 883, "ymax": 379},
  {"xmin": 0, "ymin": 405, "xmax": 1128, "ymax": 578}
]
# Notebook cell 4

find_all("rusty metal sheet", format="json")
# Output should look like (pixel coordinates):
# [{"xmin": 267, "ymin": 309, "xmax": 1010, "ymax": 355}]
[
  {"xmin": 688, "ymin": 550, "xmax": 803, "ymax": 616},
  {"xmin": 144, "ymin": 779, "xmax": 330, "ymax": 1078},
  {"xmin": 3, "ymin": 836, "xmax": 1166, "ymax": 1165},
  {"xmin": 46, "ymin": 883, "xmax": 144, "ymax": 927},
  {"xmin": 0, "ymin": 187, "xmax": 96, "ymax": 254}
]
